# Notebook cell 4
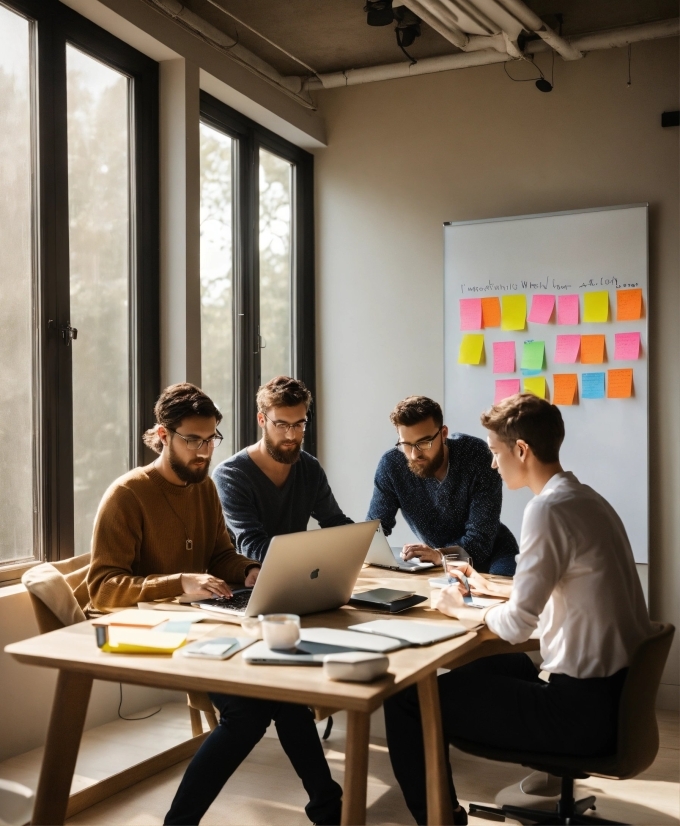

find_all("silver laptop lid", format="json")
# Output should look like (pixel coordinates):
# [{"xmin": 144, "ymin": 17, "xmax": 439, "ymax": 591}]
[
  {"xmin": 245, "ymin": 520, "xmax": 379, "ymax": 618},
  {"xmin": 365, "ymin": 523, "xmax": 433, "ymax": 570}
]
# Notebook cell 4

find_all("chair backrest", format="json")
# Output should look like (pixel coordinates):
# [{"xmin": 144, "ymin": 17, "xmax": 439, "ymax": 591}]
[
  {"xmin": 22, "ymin": 554, "xmax": 91, "ymax": 634},
  {"xmin": 614, "ymin": 623, "xmax": 675, "ymax": 778}
]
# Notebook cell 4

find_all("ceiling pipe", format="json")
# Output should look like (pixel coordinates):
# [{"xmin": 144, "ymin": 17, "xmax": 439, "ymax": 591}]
[
  {"xmin": 401, "ymin": 0, "xmax": 509, "ymax": 53},
  {"xmin": 486, "ymin": 0, "xmax": 583, "ymax": 59},
  {"xmin": 302, "ymin": 18, "xmax": 679, "ymax": 90}
]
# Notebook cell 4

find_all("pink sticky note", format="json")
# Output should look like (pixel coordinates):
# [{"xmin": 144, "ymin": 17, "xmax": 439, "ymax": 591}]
[
  {"xmin": 528, "ymin": 294, "xmax": 555, "ymax": 324},
  {"xmin": 614, "ymin": 332, "xmax": 641, "ymax": 361},
  {"xmin": 557, "ymin": 294, "xmax": 579, "ymax": 326},
  {"xmin": 494, "ymin": 378, "xmax": 521, "ymax": 404},
  {"xmin": 493, "ymin": 341, "xmax": 516, "ymax": 374},
  {"xmin": 459, "ymin": 298, "xmax": 482, "ymax": 331},
  {"xmin": 554, "ymin": 335, "xmax": 581, "ymax": 364}
]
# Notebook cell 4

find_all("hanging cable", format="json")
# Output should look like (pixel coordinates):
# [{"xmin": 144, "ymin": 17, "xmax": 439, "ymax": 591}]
[{"xmin": 117, "ymin": 684, "xmax": 162, "ymax": 721}]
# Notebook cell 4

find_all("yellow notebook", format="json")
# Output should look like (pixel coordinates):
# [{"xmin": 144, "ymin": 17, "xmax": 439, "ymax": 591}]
[{"xmin": 101, "ymin": 628, "xmax": 188, "ymax": 654}]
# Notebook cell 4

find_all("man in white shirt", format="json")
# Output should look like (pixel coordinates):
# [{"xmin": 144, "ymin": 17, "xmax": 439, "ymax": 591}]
[{"xmin": 383, "ymin": 393, "xmax": 653, "ymax": 826}]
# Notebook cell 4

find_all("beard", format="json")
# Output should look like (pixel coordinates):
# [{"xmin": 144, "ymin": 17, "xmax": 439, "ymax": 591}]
[
  {"xmin": 407, "ymin": 438, "xmax": 446, "ymax": 479},
  {"xmin": 264, "ymin": 430, "xmax": 302, "ymax": 465},
  {"xmin": 168, "ymin": 440, "xmax": 211, "ymax": 484}
]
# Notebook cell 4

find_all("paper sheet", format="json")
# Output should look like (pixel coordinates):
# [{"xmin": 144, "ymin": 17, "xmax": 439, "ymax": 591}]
[
  {"xmin": 501, "ymin": 295, "xmax": 527, "ymax": 331},
  {"xmin": 554, "ymin": 335, "xmax": 581, "ymax": 364},
  {"xmin": 616, "ymin": 288, "xmax": 643, "ymax": 321},
  {"xmin": 527, "ymin": 294, "xmax": 555, "ymax": 324},
  {"xmin": 557, "ymin": 294, "xmax": 579, "ymax": 326},
  {"xmin": 521, "ymin": 340, "xmax": 545, "ymax": 371},
  {"xmin": 492, "ymin": 341, "xmax": 515, "ymax": 374},
  {"xmin": 458, "ymin": 334, "xmax": 485, "ymax": 364},
  {"xmin": 523, "ymin": 376, "xmax": 547, "ymax": 399},
  {"xmin": 583, "ymin": 291, "xmax": 609, "ymax": 323},
  {"xmin": 459, "ymin": 298, "xmax": 482, "ymax": 330},
  {"xmin": 581, "ymin": 372, "xmax": 605, "ymax": 399},
  {"xmin": 614, "ymin": 332, "xmax": 641, "ymax": 361},
  {"xmin": 553, "ymin": 373, "xmax": 578, "ymax": 405},
  {"xmin": 494, "ymin": 378, "xmax": 520, "ymax": 404},
  {"xmin": 580, "ymin": 334, "xmax": 606, "ymax": 364},
  {"xmin": 607, "ymin": 368, "xmax": 633, "ymax": 398},
  {"xmin": 481, "ymin": 296, "xmax": 501, "ymax": 328}
]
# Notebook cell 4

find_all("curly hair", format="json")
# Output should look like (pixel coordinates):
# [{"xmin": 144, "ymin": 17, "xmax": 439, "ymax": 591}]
[
  {"xmin": 142, "ymin": 383, "xmax": 222, "ymax": 454},
  {"xmin": 256, "ymin": 376, "xmax": 312, "ymax": 413},
  {"xmin": 389, "ymin": 396, "xmax": 443, "ymax": 429},
  {"xmin": 480, "ymin": 393, "xmax": 564, "ymax": 463}
]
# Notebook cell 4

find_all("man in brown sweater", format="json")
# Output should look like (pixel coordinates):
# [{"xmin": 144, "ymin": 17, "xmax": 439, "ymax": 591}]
[{"xmin": 87, "ymin": 384, "xmax": 259, "ymax": 612}]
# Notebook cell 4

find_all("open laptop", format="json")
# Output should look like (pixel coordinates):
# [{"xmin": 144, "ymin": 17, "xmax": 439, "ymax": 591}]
[
  {"xmin": 365, "ymin": 524, "xmax": 435, "ymax": 573},
  {"xmin": 192, "ymin": 520, "xmax": 379, "ymax": 619}
]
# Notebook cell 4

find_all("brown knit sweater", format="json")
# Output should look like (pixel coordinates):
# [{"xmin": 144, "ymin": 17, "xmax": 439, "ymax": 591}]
[{"xmin": 87, "ymin": 463, "xmax": 254, "ymax": 612}]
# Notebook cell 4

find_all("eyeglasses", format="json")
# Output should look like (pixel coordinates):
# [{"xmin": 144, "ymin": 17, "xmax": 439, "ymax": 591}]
[
  {"xmin": 396, "ymin": 427, "xmax": 443, "ymax": 455},
  {"xmin": 168, "ymin": 428, "xmax": 223, "ymax": 450},
  {"xmin": 263, "ymin": 412, "xmax": 307, "ymax": 433}
]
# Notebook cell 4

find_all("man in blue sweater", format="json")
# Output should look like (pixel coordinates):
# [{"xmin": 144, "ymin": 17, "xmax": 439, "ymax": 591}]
[{"xmin": 367, "ymin": 396, "xmax": 517, "ymax": 575}]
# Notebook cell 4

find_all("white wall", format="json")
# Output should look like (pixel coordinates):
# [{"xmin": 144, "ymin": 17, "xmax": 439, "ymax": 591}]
[{"xmin": 313, "ymin": 39, "xmax": 679, "ymax": 707}]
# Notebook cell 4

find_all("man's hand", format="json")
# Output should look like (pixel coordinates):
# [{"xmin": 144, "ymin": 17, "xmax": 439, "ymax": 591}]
[
  {"xmin": 401, "ymin": 543, "xmax": 443, "ymax": 565},
  {"xmin": 244, "ymin": 567, "xmax": 260, "ymax": 588},
  {"xmin": 180, "ymin": 573, "xmax": 232, "ymax": 599},
  {"xmin": 431, "ymin": 584, "xmax": 465, "ymax": 617}
]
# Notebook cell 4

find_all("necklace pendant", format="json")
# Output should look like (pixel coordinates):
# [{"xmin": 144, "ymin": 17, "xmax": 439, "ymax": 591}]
[{"xmin": 186, "ymin": 539, "xmax": 193, "ymax": 551}]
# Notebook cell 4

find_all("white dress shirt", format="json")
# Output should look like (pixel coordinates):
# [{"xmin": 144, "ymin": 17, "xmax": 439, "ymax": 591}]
[{"xmin": 485, "ymin": 472, "xmax": 653, "ymax": 679}]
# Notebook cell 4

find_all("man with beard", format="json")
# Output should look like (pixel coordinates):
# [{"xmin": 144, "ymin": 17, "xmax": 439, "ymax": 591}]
[
  {"xmin": 367, "ymin": 395, "xmax": 518, "ymax": 575},
  {"xmin": 212, "ymin": 375, "xmax": 352, "ymax": 564},
  {"xmin": 87, "ymin": 382, "xmax": 259, "ymax": 611}
]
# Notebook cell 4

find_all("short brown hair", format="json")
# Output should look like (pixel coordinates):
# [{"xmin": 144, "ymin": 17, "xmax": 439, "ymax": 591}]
[
  {"xmin": 480, "ymin": 393, "xmax": 564, "ymax": 464},
  {"xmin": 390, "ymin": 396, "xmax": 443, "ymax": 429},
  {"xmin": 142, "ymin": 383, "xmax": 222, "ymax": 454},
  {"xmin": 256, "ymin": 376, "xmax": 312, "ymax": 414}
]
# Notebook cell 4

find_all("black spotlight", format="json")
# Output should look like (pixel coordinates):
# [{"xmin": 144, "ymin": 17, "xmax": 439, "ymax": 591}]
[
  {"xmin": 535, "ymin": 77, "xmax": 553, "ymax": 92},
  {"xmin": 394, "ymin": 6, "xmax": 421, "ymax": 48},
  {"xmin": 364, "ymin": 0, "xmax": 394, "ymax": 26}
]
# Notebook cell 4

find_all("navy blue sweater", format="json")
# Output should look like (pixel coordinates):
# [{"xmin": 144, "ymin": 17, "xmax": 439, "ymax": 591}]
[
  {"xmin": 212, "ymin": 449, "xmax": 352, "ymax": 563},
  {"xmin": 366, "ymin": 434, "xmax": 518, "ymax": 574}
]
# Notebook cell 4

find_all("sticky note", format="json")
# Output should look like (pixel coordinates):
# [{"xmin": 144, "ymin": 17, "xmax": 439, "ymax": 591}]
[
  {"xmin": 523, "ymin": 377, "xmax": 546, "ymax": 399},
  {"xmin": 607, "ymin": 369, "xmax": 633, "ymax": 399},
  {"xmin": 557, "ymin": 294, "xmax": 579, "ymax": 326},
  {"xmin": 582, "ymin": 372, "xmax": 605, "ymax": 399},
  {"xmin": 493, "ymin": 341, "xmax": 515, "ymax": 374},
  {"xmin": 521, "ymin": 341, "xmax": 545, "ymax": 371},
  {"xmin": 616, "ymin": 288, "xmax": 642, "ymax": 321},
  {"xmin": 553, "ymin": 373, "xmax": 578, "ymax": 406},
  {"xmin": 459, "ymin": 298, "xmax": 482, "ymax": 331},
  {"xmin": 583, "ymin": 291, "xmax": 609, "ymax": 323},
  {"xmin": 501, "ymin": 295, "xmax": 527, "ymax": 331},
  {"xmin": 580, "ymin": 334, "xmax": 606, "ymax": 364},
  {"xmin": 458, "ymin": 334, "xmax": 484, "ymax": 365},
  {"xmin": 528, "ymin": 294, "xmax": 555, "ymax": 324},
  {"xmin": 481, "ymin": 297, "xmax": 501, "ymax": 328},
  {"xmin": 554, "ymin": 335, "xmax": 581, "ymax": 364},
  {"xmin": 614, "ymin": 332, "xmax": 640, "ymax": 361},
  {"xmin": 494, "ymin": 379, "xmax": 521, "ymax": 404}
]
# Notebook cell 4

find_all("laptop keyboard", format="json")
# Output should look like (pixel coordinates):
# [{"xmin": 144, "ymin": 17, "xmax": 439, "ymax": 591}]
[{"xmin": 198, "ymin": 590, "xmax": 252, "ymax": 613}]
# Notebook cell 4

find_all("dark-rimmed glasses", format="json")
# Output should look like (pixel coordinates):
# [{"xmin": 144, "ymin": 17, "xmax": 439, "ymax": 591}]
[
  {"xmin": 168, "ymin": 428, "xmax": 223, "ymax": 450},
  {"xmin": 396, "ymin": 427, "xmax": 443, "ymax": 455},
  {"xmin": 263, "ymin": 412, "xmax": 307, "ymax": 434}
]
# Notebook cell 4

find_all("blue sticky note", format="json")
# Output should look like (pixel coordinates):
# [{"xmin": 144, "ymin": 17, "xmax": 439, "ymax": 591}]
[
  {"xmin": 158, "ymin": 621, "xmax": 194, "ymax": 633},
  {"xmin": 521, "ymin": 369, "xmax": 543, "ymax": 377},
  {"xmin": 582, "ymin": 372, "xmax": 605, "ymax": 399}
]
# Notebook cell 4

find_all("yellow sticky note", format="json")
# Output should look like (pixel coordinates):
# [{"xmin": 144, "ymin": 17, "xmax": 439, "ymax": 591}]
[
  {"xmin": 523, "ymin": 377, "xmax": 546, "ymax": 399},
  {"xmin": 583, "ymin": 291, "xmax": 609, "ymax": 323},
  {"xmin": 458, "ymin": 334, "xmax": 485, "ymax": 365},
  {"xmin": 501, "ymin": 295, "xmax": 527, "ymax": 331}
]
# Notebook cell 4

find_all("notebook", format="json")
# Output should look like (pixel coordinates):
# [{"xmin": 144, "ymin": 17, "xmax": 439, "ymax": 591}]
[{"xmin": 348, "ymin": 619, "xmax": 467, "ymax": 646}]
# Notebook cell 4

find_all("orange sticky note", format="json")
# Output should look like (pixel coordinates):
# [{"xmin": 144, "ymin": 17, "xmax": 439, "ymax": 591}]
[
  {"xmin": 616, "ymin": 289, "xmax": 642, "ymax": 321},
  {"xmin": 553, "ymin": 374, "xmax": 578, "ymax": 406},
  {"xmin": 607, "ymin": 368, "xmax": 633, "ymax": 398},
  {"xmin": 580, "ymin": 334, "xmax": 606, "ymax": 364},
  {"xmin": 481, "ymin": 297, "xmax": 501, "ymax": 328}
]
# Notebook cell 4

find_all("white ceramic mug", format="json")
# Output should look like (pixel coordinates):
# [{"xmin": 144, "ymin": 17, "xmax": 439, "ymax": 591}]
[{"xmin": 251, "ymin": 613, "xmax": 301, "ymax": 650}]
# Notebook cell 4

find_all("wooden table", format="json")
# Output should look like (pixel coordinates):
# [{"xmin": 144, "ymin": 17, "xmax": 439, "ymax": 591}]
[{"xmin": 6, "ymin": 568, "xmax": 534, "ymax": 826}]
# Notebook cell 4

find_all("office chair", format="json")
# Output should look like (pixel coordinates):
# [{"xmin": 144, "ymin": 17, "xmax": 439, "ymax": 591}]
[{"xmin": 452, "ymin": 623, "xmax": 675, "ymax": 825}]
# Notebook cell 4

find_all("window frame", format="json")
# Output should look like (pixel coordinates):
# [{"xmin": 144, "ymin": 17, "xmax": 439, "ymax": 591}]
[{"xmin": 199, "ymin": 93, "xmax": 317, "ymax": 456}]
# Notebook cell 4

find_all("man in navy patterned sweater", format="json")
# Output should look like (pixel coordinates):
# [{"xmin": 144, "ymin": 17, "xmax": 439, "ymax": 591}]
[{"xmin": 367, "ymin": 396, "xmax": 518, "ymax": 575}]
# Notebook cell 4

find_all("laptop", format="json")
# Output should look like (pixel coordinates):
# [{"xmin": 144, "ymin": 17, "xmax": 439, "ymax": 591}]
[
  {"xmin": 192, "ymin": 520, "xmax": 379, "ymax": 618},
  {"xmin": 365, "ymin": 524, "xmax": 435, "ymax": 573}
]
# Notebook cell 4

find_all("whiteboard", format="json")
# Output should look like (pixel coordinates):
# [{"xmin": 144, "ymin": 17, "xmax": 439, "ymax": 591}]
[{"xmin": 444, "ymin": 205, "xmax": 648, "ymax": 563}]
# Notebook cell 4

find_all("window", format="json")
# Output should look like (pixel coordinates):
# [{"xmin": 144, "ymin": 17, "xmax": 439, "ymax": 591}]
[
  {"xmin": 199, "ymin": 95, "xmax": 316, "ymax": 453},
  {"xmin": 0, "ymin": 0, "xmax": 158, "ymax": 577}
]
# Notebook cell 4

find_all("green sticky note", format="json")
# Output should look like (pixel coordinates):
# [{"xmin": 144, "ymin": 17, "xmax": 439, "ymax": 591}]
[
  {"xmin": 523, "ymin": 376, "xmax": 547, "ymax": 399},
  {"xmin": 501, "ymin": 295, "xmax": 527, "ymax": 331},
  {"xmin": 458, "ymin": 334, "xmax": 485, "ymax": 365},
  {"xmin": 583, "ymin": 291, "xmax": 609, "ymax": 323},
  {"xmin": 521, "ymin": 340, "xmax": 545, "ymax": 371}
]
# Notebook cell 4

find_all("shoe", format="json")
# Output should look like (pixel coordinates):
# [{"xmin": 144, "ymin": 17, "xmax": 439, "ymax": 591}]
[{"xmin": 453, "ymin": 804, "xmax": 468, "ymax": 825}]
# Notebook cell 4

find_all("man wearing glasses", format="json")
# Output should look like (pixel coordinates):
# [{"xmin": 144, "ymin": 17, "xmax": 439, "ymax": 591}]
[
  {"xmin": 367, "ymin": 395, "xmax": 518, "ymax": 575},
  {"xmin": 212, "ymin": 375, "xmax": 352, "ymax": 564}
]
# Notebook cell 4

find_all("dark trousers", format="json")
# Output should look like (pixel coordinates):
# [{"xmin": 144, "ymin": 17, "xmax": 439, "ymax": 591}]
[
  {"xmin": 384, "ymin": 653, "xmax": 626, "ymax": 825},
  {"xmin": 164, "ymin": 693, "xmax": 343, "ymax": 825}
]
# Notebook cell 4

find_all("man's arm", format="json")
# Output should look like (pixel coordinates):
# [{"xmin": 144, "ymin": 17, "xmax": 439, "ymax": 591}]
[
  {"xmin": 87, "ymin": 487, "xmax": 183, "ymax": 611},
  {"xmin": 311, "ymin": 466, "xmax": 353, "ymax": 528},
  {"xmin": 207, "ymin": 484, "xmax": 260, "ymax": 582},
  {"xmin": 366, "ymin": 456, "xmax": 400, "ymax": 536},
  {"xmin": 453, "ymin": 447, "xmax": 504, "ymax": 567},
  {"xmin": 212, "ymin": 464, "xmax": 271, "ymax": 564}
]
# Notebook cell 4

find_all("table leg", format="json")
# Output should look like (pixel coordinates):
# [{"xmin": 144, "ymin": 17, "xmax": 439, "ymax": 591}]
[
  {"xmin": 32, "ymin": 670, "xmax": 93, "ymax": 825},
  {"xmin": 418, "ymin": 672, "xmax": 454, "ymax": 826},
  {"xmin": 341, "ymin": 710, "xmax": 370, "ymax": 825}
]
